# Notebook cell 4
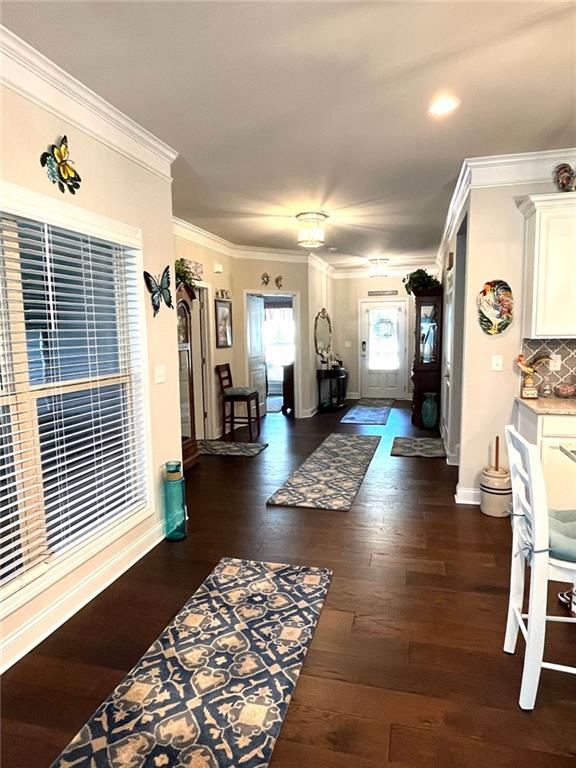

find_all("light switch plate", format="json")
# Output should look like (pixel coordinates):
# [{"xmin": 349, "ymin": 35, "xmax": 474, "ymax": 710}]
[
  {"xmin": 491, "ymin": 355, "xmax": 503, "ymax": 372},
  {"xmin": 154, "ymin": 364, "xmax": 166, "ymax": 384},
  {"xmin": 344, "ymin": 340, "xmax": 352, "ymax": 348},
  {"xmin": 549, "ymin": 354, "xmax": 562, "ymax": 372}
]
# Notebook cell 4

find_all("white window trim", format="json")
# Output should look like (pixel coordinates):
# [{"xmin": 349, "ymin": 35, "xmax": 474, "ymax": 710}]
[{"xmin": 0, "ymin": 180, "xmax": 154, "ymax": 621}]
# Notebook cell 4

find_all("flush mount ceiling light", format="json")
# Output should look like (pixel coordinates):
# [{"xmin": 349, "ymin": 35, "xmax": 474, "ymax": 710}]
[
  {"xmin": 296, "ymin": 211, "xmax": 328, "ymax": 249},
  {"xmin": 369, "ymin": 258, "xmax": 389, "ymax": 278},
  {"xmin": 428, "ymin": 94, "xmax": 461, "ymax": 116}
]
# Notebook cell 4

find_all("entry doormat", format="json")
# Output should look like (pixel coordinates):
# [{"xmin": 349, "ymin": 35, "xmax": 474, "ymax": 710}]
[
  {"xmin": 51, "ymin": 558, "xmax": 332, "ymax": 768},
  {"xmin": 198, "ymin": 439, "xmax": 268, "ymax": 457},
  {"xmin": 267, "ymin": 433, "xmax": 381, "ymax": 511},
  {"xmin": 391, "ymin": 436, "xmax": 447, "ymax": 458},
  {"xmin": 340, "ymin": 398, "xmax": 393, "ymax": 425}
]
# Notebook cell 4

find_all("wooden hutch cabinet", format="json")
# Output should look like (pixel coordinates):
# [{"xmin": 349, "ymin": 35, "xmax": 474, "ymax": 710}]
[
  {"xmin": 177, "ymin": 284, "xmax": 200, "ymax": 469},
  {"xmin": 411, "ymin": 288, "xmax": 443, "ymax": 429}
]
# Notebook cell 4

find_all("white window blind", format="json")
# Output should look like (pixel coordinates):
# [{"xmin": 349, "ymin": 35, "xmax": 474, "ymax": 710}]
[{"xmin": 0, "ymin": 213, "xmax": 147, "ymax": 585}]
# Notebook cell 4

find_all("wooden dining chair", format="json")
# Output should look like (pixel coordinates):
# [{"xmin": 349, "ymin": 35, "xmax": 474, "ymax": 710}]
[
  {"xmin": 215, "ymin": 363, "xmax": 261, "ymax": 442},
  {"xmin": 504, "ymin": 425, "xmax": 576, "ymax": 709}
]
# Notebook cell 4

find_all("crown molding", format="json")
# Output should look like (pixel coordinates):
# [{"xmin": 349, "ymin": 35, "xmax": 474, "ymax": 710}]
[
  {"xmin": 173, "ymin": 217, "xmax": 235, "ymax": 257},
  {"xmin": 308, "ymin": 253, "xmax": 335, "ymax": 275},
  {"xmin": 518, "ymin": 191, "xmax": 576, "ymax": 217},
  {"xmin": 466, "ymin": 148, "xmax": 576, "ymax": 189},
  {"xmin": 0, "ymin": 25, "xmax": 178, "ymax": 182},
  {"xmin": 436, "ymin": 147, "xmax": 576, "ymax": 266},
  {"xmin": 332, "ymin": 263, "xmax": 438, "ymax": 280},
  {"xmin": 173, "ymin": 216, "xmax": 329, "ymax": 266}
]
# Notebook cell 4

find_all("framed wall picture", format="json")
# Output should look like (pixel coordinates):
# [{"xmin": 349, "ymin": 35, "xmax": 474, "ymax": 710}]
[{"xmin": 215, "ymin": 299, "xmax": 233, "ymax": 348}]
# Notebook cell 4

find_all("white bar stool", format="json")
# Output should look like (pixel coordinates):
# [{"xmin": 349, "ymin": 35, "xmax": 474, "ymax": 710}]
[{"xmin": 504, "ymin": 425, "xmax": 576, "ymax": 710}]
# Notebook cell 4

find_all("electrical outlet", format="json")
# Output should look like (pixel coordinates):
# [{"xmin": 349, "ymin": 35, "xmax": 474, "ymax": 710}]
[
  {"xmin": 549, "ymin": 354, "xmax": 562, "ymax": 372},
  {"xmin": 154, "ymin": 364, "xmax": 166, "ymax": 384},
  {"xmin": 491, "ymin": 355, "xmax": 503, "ymax": 372},
  {"xmin": 344, "ymin": 340, "xmax": 352, "ymax": 348}
]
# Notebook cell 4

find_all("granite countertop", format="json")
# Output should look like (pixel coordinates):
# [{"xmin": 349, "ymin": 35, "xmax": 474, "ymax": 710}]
[{"xmin": 515, "ymin": 396, "xmax": 576, "ymax": 416}]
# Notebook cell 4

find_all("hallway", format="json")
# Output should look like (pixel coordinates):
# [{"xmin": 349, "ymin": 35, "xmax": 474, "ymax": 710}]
[{"xmin": 2, "ymin": 404, "xmax": 575, "ymax": 767}]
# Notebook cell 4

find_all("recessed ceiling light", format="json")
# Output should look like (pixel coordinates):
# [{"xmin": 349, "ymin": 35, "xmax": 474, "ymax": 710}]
[
  {"xmin": 327, "ymin": 246, "xmax": 338, "ymax": 252},
  {"xmin": 428, "ymin": 94, "xmax": 461, "ymax": 116}
]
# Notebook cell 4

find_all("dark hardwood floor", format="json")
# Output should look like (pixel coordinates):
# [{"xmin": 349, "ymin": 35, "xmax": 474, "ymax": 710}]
[{"xmin": 2, "ymin": 403, "xmax": 575, "ymax": 766}]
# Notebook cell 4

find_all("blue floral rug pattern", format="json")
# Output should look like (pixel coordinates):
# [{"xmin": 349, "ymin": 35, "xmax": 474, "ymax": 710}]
[
  {"xmin": 198, "ymin": 440, "xmax": 268, "ymax": 457},
  {"xmin": 391, "ymin": 436, "xmax": 446, "ymax": 458},
  {"xmin": 267, "ymin": 433, "xmax": 380, "ymax": 511},
  {"xmin": 50, "ymin": 558, "xmax": 332, "ymax": 768},
  {"xmin": 340, "ymin": 398, "xmax": 394, "ymax": 424}
]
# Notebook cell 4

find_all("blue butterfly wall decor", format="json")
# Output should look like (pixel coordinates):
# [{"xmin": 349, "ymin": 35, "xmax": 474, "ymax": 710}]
[{"xmin": 143, "ymin": 266, "xmax": 173, "ymax": 317}]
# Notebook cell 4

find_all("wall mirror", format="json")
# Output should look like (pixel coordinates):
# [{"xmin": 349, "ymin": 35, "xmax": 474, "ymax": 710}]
[{"xmin": 314, "ymin": 308, "xmax": 332, "ymax": 356}]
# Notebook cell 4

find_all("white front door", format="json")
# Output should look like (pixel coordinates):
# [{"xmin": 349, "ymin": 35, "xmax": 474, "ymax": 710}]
[
  {"xmin": 360, "ymin": 300, "xmax": 407, "ymax": 399},
  {"xmin": 246, "ymin": 294, "xmax": 267, "ymax": 410}
]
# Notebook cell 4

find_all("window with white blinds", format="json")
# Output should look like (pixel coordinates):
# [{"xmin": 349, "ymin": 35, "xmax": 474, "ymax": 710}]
[{"xmin": 0, "ymin": 213, "xmax": 147, "ymax": 586}]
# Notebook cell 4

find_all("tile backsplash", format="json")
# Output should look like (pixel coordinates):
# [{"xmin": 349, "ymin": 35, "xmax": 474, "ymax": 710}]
[{"xmin": 523, "ymin": 339, "xmax": 576, "ymax": 388}]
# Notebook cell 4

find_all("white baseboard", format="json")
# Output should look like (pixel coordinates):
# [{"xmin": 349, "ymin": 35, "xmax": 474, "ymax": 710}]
[
  {"xmin": 298, "ymin": 406, "xmax": 318, "ymax": 419},
  {"xmin": 455, "ymin": 485, "xmax": 481, "ymax": 505},
  {"xmin": 446, "ymin": 450, "xmax": 459, "ymax": 466},
  {"xmin": 347, "ymin": 391, "xmax": 360, "ymax": 400},
  {"xmin": 1, "ymin": 521, "xmax": 164, "ymax": 672}
]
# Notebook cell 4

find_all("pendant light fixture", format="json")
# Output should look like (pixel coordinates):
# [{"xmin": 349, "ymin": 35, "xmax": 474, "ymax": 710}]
[{"xmin": 296, "ymin": 211, "xmax": 328, "ymax": 249}]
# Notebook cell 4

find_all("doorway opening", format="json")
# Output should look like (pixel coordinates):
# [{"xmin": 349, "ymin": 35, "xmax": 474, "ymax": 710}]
[
  {"xmin": 359, "ymin": 299, "xmax": 408, "ymax": 400},
  {"xmin": 246, "ymin": 293, "xmax": 297, "ymax": 417}
]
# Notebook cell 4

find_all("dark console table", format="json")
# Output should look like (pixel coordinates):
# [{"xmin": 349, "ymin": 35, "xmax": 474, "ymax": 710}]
[{"xmin": 317, "ymin": 368, "xmax": 348, "ymax": 412}]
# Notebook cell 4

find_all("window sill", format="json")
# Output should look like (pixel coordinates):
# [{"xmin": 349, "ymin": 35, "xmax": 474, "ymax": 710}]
[{"xmin": 0, "ymin": 504, "xmax": 156, "ymax": 620}]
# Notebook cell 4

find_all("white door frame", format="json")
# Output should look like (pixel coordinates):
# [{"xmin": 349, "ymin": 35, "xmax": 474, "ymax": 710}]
[
  {"xmin": 357, "ymin": 297, "xmax": 410, "ymax": 400},
  {"xmin": 190, "ymin": 279, "xmax": 220, "ymax": 440},
  {"xmin": 243, "ymin": 289, "xmax": 303, "ymax": 419}
]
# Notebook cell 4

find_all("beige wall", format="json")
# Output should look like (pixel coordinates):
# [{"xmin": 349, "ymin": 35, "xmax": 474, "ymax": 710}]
[
  {"xmin": 173, "ymin": 235, "xmax": 235, "ymax": 374},
  {"xmin": 457, "ymin": 179, "xmax": 557, "ymax": 492},
  {"xmin": 1, "ymin": 86, "xmax": 179, "ymax": 666},
  {"xmin": 231, "ymin": 259, "xmax": 314, "ymax": 415},
  {"xmin": 332, "ymin": 276, "xmax": 415, "ymax": 397}
]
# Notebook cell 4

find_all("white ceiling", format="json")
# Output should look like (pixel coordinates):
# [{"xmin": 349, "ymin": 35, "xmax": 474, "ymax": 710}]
[{"xmin": 3, "ymin": 2, "xmax": 575, "ymax": 270}]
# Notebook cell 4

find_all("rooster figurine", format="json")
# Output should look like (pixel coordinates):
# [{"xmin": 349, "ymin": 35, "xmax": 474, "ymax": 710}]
[{"xmin": 516, "ymin": 353, "xmax": 551, "ymax": 399}]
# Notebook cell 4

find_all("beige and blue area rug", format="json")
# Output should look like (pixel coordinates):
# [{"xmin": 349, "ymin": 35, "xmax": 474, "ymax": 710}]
[
  {"xmin": 391, "ymin": 436, "xmax": 446, "ymax": 458},
  {"xmin": 198, "ymin": 440, "xmax": 268, "ymax": 457},
  {"xmin": 267, "ymin": 433, "xmax": 380, "ymax": 511},
  {"xmin": 340, "ymin": 398, "xmax": 393, "ymax": 425},
  {"xmin": 51, "ymin": 558, "xmax": 331, "ymax": 768}
]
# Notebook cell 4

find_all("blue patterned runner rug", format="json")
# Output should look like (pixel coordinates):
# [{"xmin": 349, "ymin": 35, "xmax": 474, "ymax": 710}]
[
  {"xmin": 51, "ymin": 558, "xmax": 332, "ymax": 768},
  {"xmin": 340, "ymin": 398, "xmax": 393, "ymax": 424},
  {"xmin": 198, "ymin": 440, "xmax": 268, "ymax": 457},
  {"xmin": 267, "ymin": 432, "xmax": 381, "ymax": 511}
]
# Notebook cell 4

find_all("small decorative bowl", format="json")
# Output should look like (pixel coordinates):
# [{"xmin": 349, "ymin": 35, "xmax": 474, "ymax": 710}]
[{"xmin": 554, "ymin": 383, "xmax": 576, "ymax": 398}]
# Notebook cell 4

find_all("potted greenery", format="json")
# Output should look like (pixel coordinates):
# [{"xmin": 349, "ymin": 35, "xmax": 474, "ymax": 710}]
[
  {"xmin": 402, "ymin": 268, "xmax": 441, "ymax": 296},
  {"xmin": 175, "ymin": 258, "xmax": 197, "ymax": 299}
]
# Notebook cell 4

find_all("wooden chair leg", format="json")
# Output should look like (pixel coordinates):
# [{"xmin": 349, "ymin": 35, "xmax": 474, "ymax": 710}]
[
  {"xmin": 230, "ymin": 401, "xmax": 235, "ymax": 440},
  {"xmin": 255, "ymin": 395, "xmax": 261, "ymax": 437},
  {"xmin": 519, "ymin": 560, "xmax": 548, "ymax": 710},
  {"xmin": 247, "ymin": 398, "xmax": 254, "ymax": 442},
  {"xmin": 221, "ymin": 400, "xmax": 227, "ymax": 440}
]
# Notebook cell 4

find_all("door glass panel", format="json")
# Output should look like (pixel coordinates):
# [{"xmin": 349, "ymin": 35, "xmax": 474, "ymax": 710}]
[
  {"xmin": 368, "ymin": 307, "xmax": 400, "ymax": 371},
  {"xmin": 419, "ymin": 303, "xmax": 438, "ymax": 364},
  {"xmin": 179, "ymin": 349, "xmax": 192, "ymax": 439}
]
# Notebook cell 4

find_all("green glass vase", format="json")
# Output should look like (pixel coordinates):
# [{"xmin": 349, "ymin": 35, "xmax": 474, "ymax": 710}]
[
  {"xmin": 421, "ymin": 392, "xmax": 438, "ymax": 429},
  {"xmin": 163, "ymin": 461, "xmax": 187, "ymax": 541}
]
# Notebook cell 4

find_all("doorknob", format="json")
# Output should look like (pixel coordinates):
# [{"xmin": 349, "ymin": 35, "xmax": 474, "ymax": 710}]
[{"xmin": 361, "ymin": 340, "xmax": 367, "ymax": 358}]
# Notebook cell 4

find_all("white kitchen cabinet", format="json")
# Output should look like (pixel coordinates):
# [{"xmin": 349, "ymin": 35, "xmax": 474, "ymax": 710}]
[
  {"xmin": 519, "ymin": 193, "xmax": 576, "ymax": 339},
  {"xmin": 514, "ymin": 398, "xmax": 576, "ymax": 509}
]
